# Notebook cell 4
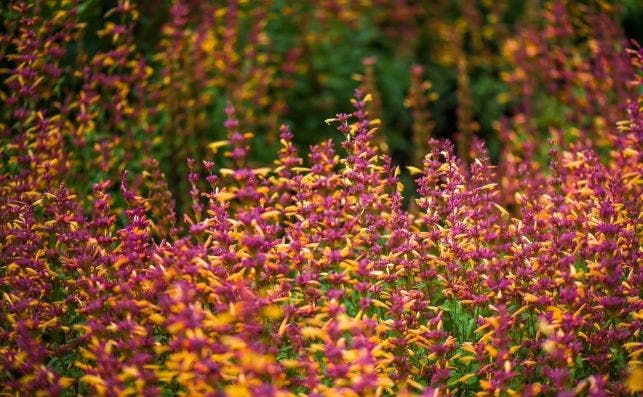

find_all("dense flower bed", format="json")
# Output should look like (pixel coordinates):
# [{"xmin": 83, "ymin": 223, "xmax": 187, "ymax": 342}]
[{"xmin": 1, "ymin": 1, "xmax": 642, "ymax": 395}]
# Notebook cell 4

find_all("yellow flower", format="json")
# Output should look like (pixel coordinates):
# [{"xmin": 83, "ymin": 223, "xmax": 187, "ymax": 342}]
[
  {"xmin": 261, "ymin": 305, "xmax": 283, "ymax": 320},
  {"xmin": 225, "ymin": 385, "xmax": 251, "ymax": 397},
  {"xmin": 626, "ymin": 364, "xmax": 643, "ymax": 393},
  {"xmin": 149, "ymin": 313, "xmax": 164, "ymax": 325}
]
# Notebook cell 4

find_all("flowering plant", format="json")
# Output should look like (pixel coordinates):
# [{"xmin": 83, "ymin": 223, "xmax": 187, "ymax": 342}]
[{"xmin": 1, "ymin": 1, "xmax": 641, "ymax": 396}]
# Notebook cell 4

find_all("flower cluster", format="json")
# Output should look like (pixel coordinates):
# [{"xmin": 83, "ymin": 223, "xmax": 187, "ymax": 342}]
[{"xmin": 1, "ymin": 0, "xmax": 642, "ymax": 396}]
